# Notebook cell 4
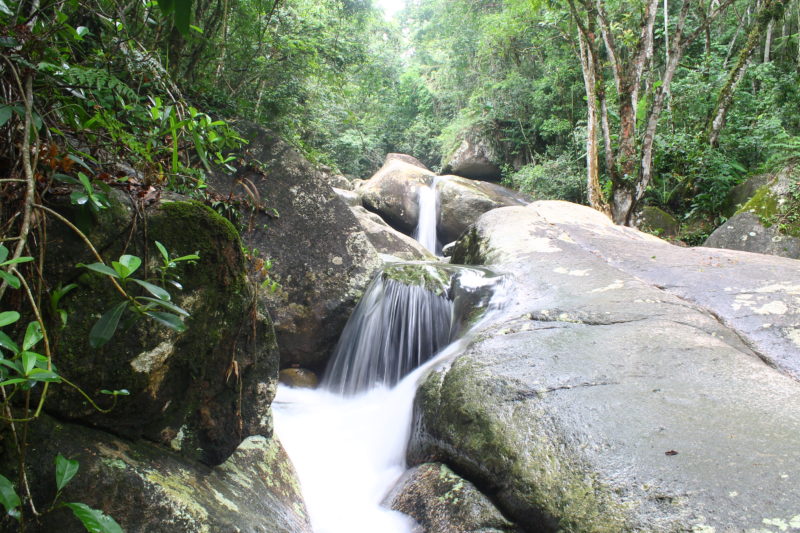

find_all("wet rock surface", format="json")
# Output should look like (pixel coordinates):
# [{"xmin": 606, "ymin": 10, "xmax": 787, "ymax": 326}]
[
  {"xmin": 387, "ymin": 463, "xmax": 520, "ymax": 533},
  {"xmin": 410, "ymin": 201, "xmax": 800, "ymax": 531},
  {"xmin": 435, "ymin": 176, "xmax": 528, "ymax": 243},
  {"xmin": 351, "ymin": 205, "xmax": 436, "ymax": 261},
  {"xmin": 208, "ymin": 123, "xmax": 382, "ymax": 371},
  {"xmin": 356, "ymin": 155, "xmax": 436, "ymax": 234}
]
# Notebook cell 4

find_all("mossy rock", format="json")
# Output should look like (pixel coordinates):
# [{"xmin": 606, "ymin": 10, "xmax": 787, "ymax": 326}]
[
  {"xmin": 38, "ymin": 192, "xmax": 279, "ymax": 465},
  {"xmin": 637, "ymin": 206, "xmax": 679, "ymax": 239},
  {"xmin": 207, "ymin": 123, "xmax": 382, "ymax": 373},
  {"xmin": 0, "ymin": 415, "xmax": 311, "ymax": 533},
  {"xmin": 382, "ymin": 263, "xmax": 452, "ymax": 296},
  {"xmin": 387, "ymin": 463, "xmax": 521, "ymax": 533}
]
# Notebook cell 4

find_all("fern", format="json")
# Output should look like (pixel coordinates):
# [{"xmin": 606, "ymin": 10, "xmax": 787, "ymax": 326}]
[{"xmin": 58, "ymin": 66, "xmax": 139, "ymax": 105}]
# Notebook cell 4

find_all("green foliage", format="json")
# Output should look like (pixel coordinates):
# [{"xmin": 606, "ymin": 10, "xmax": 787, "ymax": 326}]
[
  {"xmin": 79, "ymin": 245, "xmax": 194, "ymax": 348},
  {"xmin": 0, "ymin": 454, "xmax": 123, "ymax": 532},
  {"xmin": 503, "ymin": 155, "xmax": 587, "ymax": 203}
]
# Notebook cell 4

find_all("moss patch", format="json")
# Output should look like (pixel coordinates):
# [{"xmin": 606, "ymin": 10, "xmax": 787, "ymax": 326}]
[{"xmin": 382, "ymin": 264, "xmax": 451, "ymax": 296}]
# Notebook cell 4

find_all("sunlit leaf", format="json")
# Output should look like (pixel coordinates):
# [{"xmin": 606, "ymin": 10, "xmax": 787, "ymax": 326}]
[
  {"xmin": 80, "ymin": 262, "xmax": 120, "ymax": 279},
  {"xmin": 0, "ymin": 312, "xmax": 19, "ymax": 328},
  {"xmin": 132, "ymin": 279, "xmax": 170, "ymax": 301},
  {"xmin": 63, "ymin": 503, "xmax": 123, "ymax": 533},
  {"xmin": 0, "ymin": 474, "xmax": 20, "ymax": 519},
  {"xmin": 0, "ymin": 331, "xmax": 19, "ymax": 354},
  {"xmin": 22, "ymin": 321, "xmax": 43, "ymax": 351}
]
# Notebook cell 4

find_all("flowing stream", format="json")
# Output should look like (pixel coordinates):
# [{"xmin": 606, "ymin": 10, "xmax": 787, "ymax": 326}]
[
  {"xmin": 413, "ymin": 178, "xmax": 440, "ymax": 255},
  {"xmin": 273, "ymin": 185, "xmax": 507, "ymax": 532}
]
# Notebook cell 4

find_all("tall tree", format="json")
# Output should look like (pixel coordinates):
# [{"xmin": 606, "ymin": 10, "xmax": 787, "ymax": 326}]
[{"xmin": 559, "ymin": 0, "xmax": 734, "ymax": 224}]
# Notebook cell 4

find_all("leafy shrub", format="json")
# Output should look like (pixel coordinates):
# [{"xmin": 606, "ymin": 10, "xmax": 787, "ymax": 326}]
[{"xmin": 503, "ymin": 155, "xmax": 586, "ymax": 203}]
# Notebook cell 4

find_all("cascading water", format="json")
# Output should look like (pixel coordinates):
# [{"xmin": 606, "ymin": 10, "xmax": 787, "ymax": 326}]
[
  {"xmin": 272, "ymin": 174, "xmax": 501, "ymax": 532},
  {"xmin": 323, "ymin": 265, "xmax": 453, "ymax": 395},
  {"xmin": 413, "ymin": 178, "xmax": 440, "ymax": 255},
  {"xmin": 272, "ymin": 264, "xmax": 508, "ymax": 533}
]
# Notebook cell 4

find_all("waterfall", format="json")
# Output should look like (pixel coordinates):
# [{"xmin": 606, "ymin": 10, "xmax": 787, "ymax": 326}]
[
  {"xmin": 322, "ymin": 266, "xmax": 453, "ymax": 395},
  {"xmin": 273, "ymin": 264, "xmax": 508, "ymax": 533},
  {"xmin": 413, "ymin": 178, "xmax": 439, "ymax": 254}
]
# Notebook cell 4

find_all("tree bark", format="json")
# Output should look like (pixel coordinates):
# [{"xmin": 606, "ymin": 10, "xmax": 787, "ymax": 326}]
[{"xmin": 708, "ymin": 0, "xmax": 785, "ymax": 147}]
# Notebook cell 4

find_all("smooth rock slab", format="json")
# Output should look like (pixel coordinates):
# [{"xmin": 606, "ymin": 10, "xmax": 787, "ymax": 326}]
[{"xmin": 410, "ymin": 201, "xmax": 800, "ymax": 532}]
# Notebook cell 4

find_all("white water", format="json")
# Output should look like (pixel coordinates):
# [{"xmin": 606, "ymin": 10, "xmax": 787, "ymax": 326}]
[
  {"xmin": 272, "ymin": 268, "xmax": 508, "ymax": 533},
  {"xmin": 413, "ymin": 178, "xmax": 439, "ymax": 254}
]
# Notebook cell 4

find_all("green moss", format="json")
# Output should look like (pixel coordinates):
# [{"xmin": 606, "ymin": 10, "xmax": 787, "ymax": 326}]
[
  {"xmin": 735, "ymin": 182, "xmax": 800, "ymax": 237},
  {"xmin": 737, "ymin": 186, "xmax": 779, "ymax": 226},
  {"xmin": 422, "ymin": 358, "xmax": 633, "ymax": 532},
  {"xmin": 382, "ymin": 264, "xmax": 451, "ymax": 295}
]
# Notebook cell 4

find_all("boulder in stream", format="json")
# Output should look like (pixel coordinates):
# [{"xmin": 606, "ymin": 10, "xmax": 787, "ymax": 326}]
[
  {"xmin": 39, "ymin": 192, "xmax": 277, "ymax": 466},
  {"xmin": 409, "ymin": 201, "xmax": 800, "ymax": 531},
  {"xmin": 387, "ymin": 463, "xmax": 520, "ymax": 533},
  {"xmin": 356, "ymin": 154, "xmax": 437, "ymax": 234},
  {"xmin": 208, "ymin": 123, "xmax": 383, "ymax": 371}
]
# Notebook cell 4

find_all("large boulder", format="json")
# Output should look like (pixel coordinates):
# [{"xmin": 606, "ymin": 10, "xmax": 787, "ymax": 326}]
[
  {"xmin": 40, "ymin": 192, "xmax": 277, "ymax": 466},
  {"xmin": 208, "ymin": 124, "xmax": 382, "ymax": 371},
  {"xmin": 704, "ymin": 165, "xmax": 800, "ymax": 259},
  {"xmin": 1, "ymin": 415, "xmax": 310, "ymax": 533},
  {"xmin": 356, "ymin": 155, "xmax": 437, "ymax": 234},
  {"xmin": 442, "ymin": 131, "xmax": 502, "ymax": 181},
  {"xmin": 436, "ymin": 176, "xmax": 529, "ymax": 243},
  {"xmin": 386, "ymin": 463, "xmax": 520, "ymax": 533},
  {"xmin": 410, "ymin": 201, "xmax": 800, "ymax": 531},
  {"xmin": 351, "ymin": 205, "xmax": 436, "ymax": 261}
]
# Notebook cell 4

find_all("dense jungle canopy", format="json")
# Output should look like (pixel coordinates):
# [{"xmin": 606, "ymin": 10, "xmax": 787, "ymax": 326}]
[{"xmin": 2, "ymin": 0, "xmax": 800, "ymax": 239}]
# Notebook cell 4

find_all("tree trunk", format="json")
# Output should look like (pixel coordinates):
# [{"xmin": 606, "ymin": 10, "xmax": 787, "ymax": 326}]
[
  {"xmin": 708, "ymin": 0, "xmax": 784, "ymax": 147},
  {"xmin": 577, "ymin": 28, "xmax": 609, "ymax": 215},
  {"xmin": 764, "ymin": 18, "xmax": 775, "ymax": 61}
]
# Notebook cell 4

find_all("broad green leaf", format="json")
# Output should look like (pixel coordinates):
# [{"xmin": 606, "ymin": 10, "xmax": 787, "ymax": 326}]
[
  {"xmin": 172, "ymin": 253, "xmax": 199, "ymax": 263},
  {"xmin": 0, "ymin": 1, "xmax": 13, "ymax": 16},
  {"xmin": 0, "ymin": 474, "xmax": 20, "ymax": 518},
  {"xmin": 173, "ymin": 0, "xmax": 191, "ymax": 35},
  {"xmin": 0, "ymin": 106, "xmax": 12, "ymax": 128},
  {"xmin": 0, "ymin": 271, "xmax": 20, "ymax": 289},
  {"xmin": 0, "ymin": 245, "xmax": 7, "ymax": 264},
  {"xmin": 138, "ymin": 296, "xmax": 188, "ymax": 316},
  {"xmin": 22, "ymin": 322, "xmax": 43, "ymax": 350},
  {"xmin": 26, "ymin": 369, "xmax": 61, "ymax": 382},
  {"xmin": 0, "ymin": 378, "xmax": 27, "ymax": 387},
  {"xmin": 0, "ymin": 311, "xmax": 19, "ymax": 328},
  {"xmin": 75, "ymin": 26, "xmax": 89, "ymax": 37},
  {"xmin": 0, "ymin": 256, "xmax": 33, "ymax": 266},
  {"xmin": 117, "ymin": 255, "xmax": 141, "ymax": 276},
  {"xmin": 132, "ymin": 279, "xmax": 170, "ymax": 301},
  {"xmin": 55, "ymin": 454, "xmax": 79, "ymax": 491},
  {"xmin": 77, "ymin": 172, "xmax": 92, "ymax": 191},
  {"xmin": 154, "ymin": 241, "xmax": 169, "ymax": 262},
  {"xmin": 54, "ymin": 173, "xmax": 80, "ymax": 185},
  {"xmin": 63, "ymin": 503, "xmax": 123, "ymax": 533},
  {"xmin": 144, "ymin": 310, "xmax": 186, "ymax": 332},
  {"xmin": 21, "ymin": 351, "xmax": 36, "ymax": 375},
  {"xmin": 89, "ymin": 301, "xmax": 128, "ymax": 348},
  {"xmin": 0, "ymin": 331, "xmax": 19, "ymax": 354},
  {"xmin": 71, "ymin": 191, "xmax": 89, "ymax": 205},
  {"xmin": 80, "ymin": 262, "xmax": 120, "ymax": 278}
]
